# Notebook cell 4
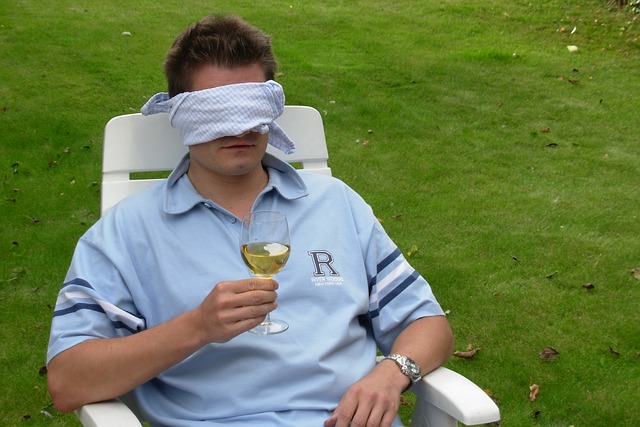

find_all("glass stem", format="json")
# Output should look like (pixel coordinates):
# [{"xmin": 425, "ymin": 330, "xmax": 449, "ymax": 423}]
[{"xmin": 262, "ymin": 313, "xmax": 272, "ymax": 326}]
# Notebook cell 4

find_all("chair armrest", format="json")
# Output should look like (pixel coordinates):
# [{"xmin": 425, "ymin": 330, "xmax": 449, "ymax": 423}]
[
  {"xmin": 411, "ymin": 366, "xmax": 500, "ymax": 426},
  {"xmin": 75, "ymin": 399, "xmax": 142, "ymax": 427}
]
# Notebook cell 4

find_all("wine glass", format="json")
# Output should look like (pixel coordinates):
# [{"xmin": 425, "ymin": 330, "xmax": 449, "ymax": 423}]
[{"xmin": 240, "ymin": 210, "xmax": 291, "ymax": 335}]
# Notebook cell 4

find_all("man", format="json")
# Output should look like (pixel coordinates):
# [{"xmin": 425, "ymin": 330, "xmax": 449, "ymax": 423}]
[{"xmin": 47, "ymin": 14, "xmax": 454, "ymax": 427}]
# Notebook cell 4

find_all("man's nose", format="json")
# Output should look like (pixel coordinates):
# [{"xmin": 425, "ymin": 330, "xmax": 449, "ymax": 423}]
[{"xmin": 235, "ymin": 131, "xmax": 263, "ymax": 141}]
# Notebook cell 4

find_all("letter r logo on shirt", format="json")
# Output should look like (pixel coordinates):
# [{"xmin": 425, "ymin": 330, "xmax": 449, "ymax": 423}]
[{"xmin": 307, "ymin": 250, "xmax": 340, "ymax": 277}]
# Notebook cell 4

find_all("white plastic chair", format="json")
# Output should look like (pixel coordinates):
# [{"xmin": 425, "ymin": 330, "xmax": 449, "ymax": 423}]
[{"xmin": 76, "ymin": 106, "xmax": 500, "ymax": 426}]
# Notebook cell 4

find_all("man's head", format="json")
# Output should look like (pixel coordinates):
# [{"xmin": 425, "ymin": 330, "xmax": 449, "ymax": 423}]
[
  {"xmin": 164, "ymin": 15, "xmax": 278, "ymax": 97},
  {"xmin": 140, "ymin": 14, "xmax": 295, "ymax": 156}
]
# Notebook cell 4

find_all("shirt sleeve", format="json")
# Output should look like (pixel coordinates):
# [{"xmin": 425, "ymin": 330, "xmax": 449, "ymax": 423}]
[
  {"xmin": 46, "ymin": 232, "xmax": 146, "ymax": 364},
  {"xmin": 345, "ymin": 187, "xmax": 445, "ymax": 355}
]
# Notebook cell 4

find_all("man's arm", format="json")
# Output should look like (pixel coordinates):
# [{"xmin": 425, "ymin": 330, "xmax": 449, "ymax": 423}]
[
  {"xmin": 325, "ymin": 315, "xmax": 454, "ymax": 427},
  {"xmin": 385, "ymin": 315, "xmax": 455, "ymax": 380},
  {"xmin": 47, "ymin": 278, "xmax": 278, "ymax": 413}
]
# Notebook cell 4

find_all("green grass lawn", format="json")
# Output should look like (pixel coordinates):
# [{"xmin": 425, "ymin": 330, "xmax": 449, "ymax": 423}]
[{"xmin": 1, "ymin": 0, "xmax": 639, "ymax": 425}]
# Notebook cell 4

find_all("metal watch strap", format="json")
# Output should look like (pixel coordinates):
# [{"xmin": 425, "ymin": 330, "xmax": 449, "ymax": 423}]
[{"xmin": 384, "ymin": 353, "xmax": 422, "ymax": 384}]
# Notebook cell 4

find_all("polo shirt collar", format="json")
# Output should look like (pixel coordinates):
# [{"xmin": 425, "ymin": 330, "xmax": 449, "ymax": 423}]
[{"xmin": 162, "ymin": 153, "xmax": 308, "ymax": 215}]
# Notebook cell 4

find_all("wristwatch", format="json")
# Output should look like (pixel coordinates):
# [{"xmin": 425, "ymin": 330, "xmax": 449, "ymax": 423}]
[{"xmin": 384, "ymin": 354, "xmax": 422, "ymax": 384}]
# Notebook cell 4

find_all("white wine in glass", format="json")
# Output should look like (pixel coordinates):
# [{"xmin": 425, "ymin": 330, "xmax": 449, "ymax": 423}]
[{"xmin": 240, "ymin": 211, "xmax": 290, "ymax": 334}]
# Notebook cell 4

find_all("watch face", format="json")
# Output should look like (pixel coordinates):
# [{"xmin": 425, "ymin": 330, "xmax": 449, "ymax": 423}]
[
  {"xmin": 387, "ymin": 354, "xmax": 421, "ymax": 382},
  {"xmin": 408, "ymin": 363, "xmax": 420, "ymax": 377},
  {"xmin": 402, "ymin": 358, "xmax": 420, "ymax": 381}
]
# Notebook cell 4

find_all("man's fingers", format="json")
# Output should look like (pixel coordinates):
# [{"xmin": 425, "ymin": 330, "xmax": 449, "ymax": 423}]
[
  {"xmin": 241, "ymin": 301, "xmax": 278, "ymax": 321},
  {"xmin": 213, "ymin": 301, "xmax": 278, "ymax": 340},
  {"xmin": 325, "ymin": 379, "xmax": 400, "ymax": 427},
  {"xmin": 348, "ymin": 400, "xmax": 375, "ymax": 427},
  {"xmin": 216, "ymin": 279, "xmax": 278, "ymax": 294},
  {"xmin": 245, "ymin": 278, "xmax": 278, "ymax": 292},
  {"xmin": 323, "ymin": 413, "xmax": 336, "ymax": 427},
  {"xmin": 325, "ymin": 395, "xmax": 358, "ymax": 427},
  {"xmin": 215, "ymin": 279, "xmax": 278, "ymax": 309},
  {"xmin": 218, "ymin": 299, "xmax": 277, "ymax": 323},
  {"xmin": 380, "ymin": 410, "xmax": 398, "ymax": 427}
]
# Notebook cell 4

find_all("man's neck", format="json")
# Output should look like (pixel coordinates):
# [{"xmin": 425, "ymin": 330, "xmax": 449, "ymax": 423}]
[{"xmin": 187, "ymin": 165, "xmax": 269, "ymax": 219}]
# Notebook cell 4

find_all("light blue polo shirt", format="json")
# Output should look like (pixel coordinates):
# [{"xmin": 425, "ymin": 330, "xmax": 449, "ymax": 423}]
[{"xmin": 47, "ymin": 154, "xmax": 444, "ymax": 427}]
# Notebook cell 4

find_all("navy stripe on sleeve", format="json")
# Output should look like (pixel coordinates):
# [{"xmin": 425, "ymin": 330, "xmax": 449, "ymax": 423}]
[
  {"xmin": 54, "ymin": 302, "xmax": 105, "ymax": 317},
  {"xmin": 61, "ymin": 277, "xmax": 93, "ymax": 289},
  {"xmin": 368, "ymin": 248, "xmax": 402, "ymax": 292},
  {"xmin": 369, "ymin": 270, "xmax": 420, "ymax": 319}
]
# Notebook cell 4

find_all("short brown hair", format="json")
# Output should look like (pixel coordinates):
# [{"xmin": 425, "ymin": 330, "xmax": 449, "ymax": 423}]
[{"xmin": 163, "ymin": 15, "xmax": 278, "ymax": 97}]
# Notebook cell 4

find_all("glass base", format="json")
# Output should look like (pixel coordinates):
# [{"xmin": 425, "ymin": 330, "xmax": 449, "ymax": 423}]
[{"xmin": 249, "ymin": 319, "xmax": 289, "ymax": 335}]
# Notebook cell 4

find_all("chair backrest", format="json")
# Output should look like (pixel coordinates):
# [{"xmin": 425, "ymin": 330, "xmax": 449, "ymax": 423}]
[{"xmin": 101, "ymin": 105, "xmax": 331, "ymax": 216}]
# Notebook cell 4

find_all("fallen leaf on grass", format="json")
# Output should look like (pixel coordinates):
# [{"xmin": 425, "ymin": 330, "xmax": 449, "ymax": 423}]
[
  {"xmin": 539, "ymin": 347, "xmax": 559, "ymax": 361},
  {"xmin": 630, "ymin": 268, "xmax": 640, "ymax": 280},
  {"xmin": 482, "ymin": 388, "xmax": 500, "ymax": 406},
  {"xmin": 7, "ymin": 267, "xmax": 27, "ymax": 283},
  {"xmin": 399, "ymin": 395, "xmax": 412, "ymax": 407},
  {"xmin": 483, "ymin": 388, "xmax": 500, "ymax": 404},
  {"xmin": 406, "ymin": 244, "xmax": 419, "ymax": 258},
  {"xmin": 454, "ymin": 344, "xmax": 481, "ymax": 359},
  {"xmin": 529, "ymin": 384, "xmax": 540, "ymax": 401}
]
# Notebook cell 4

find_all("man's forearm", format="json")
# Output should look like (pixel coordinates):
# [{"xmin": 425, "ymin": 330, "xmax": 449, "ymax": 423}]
[
  {"xmin": 388, "ymin": 315, "xmax": 454, "ymax": 377},
  {"xmin": 47, "ymin": 309, "xmax": 207, "ymax": 413}
]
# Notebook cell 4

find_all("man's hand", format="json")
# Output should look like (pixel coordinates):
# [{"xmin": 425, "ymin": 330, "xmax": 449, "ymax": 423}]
[
  {"xmin": 324, "ymin": 315, "xmax": 454, "ymax": 427},
  {"xmin": 324, "ymin": 360, "xmax": 409, "ymax": 427},
  {"xmin": 194, "ymin": 278, "xmax": 279, "ymax": 343}
]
